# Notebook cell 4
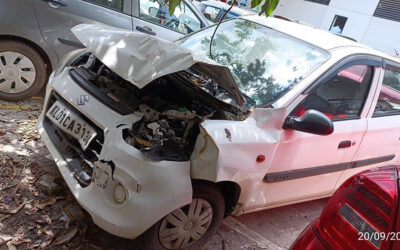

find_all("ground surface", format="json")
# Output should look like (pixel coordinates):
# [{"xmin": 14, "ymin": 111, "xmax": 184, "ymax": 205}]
[{"xmin": 0, "ymin": 97, "xmax": 327, "ymax": 249}]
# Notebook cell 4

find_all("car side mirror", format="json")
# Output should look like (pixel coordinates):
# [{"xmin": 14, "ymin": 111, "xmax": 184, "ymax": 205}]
[
  {"xmin": 283, "ymin": 109, "xmax": 334, "ymax": 135},
  {"xmin": 149, "ymin": 7, "xmax": 158, "ymax": 17}
]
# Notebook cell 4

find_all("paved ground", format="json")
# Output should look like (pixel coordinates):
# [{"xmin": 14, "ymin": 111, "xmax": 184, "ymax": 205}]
[
  {"xmin": 208, "ymin": 198, "xmax": 327, "ymax": 249},
  {"xmin": 0, "ymin": 97, "xmax": 327, "ymax": 249}
]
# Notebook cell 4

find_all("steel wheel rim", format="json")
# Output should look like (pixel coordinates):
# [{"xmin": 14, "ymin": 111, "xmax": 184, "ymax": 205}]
[
  {"xmin": 158, "ymin": 198, "xmax": 213, "ymax": 249},
  {"xmin": 0, "ymin": 51, "xmax": 36, "ymax": 94}
]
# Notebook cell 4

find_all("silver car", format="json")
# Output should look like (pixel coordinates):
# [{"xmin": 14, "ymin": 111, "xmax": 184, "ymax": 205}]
[{"xmin": 0, "ymin": 0, "xmax": 209, "ymax": 101}]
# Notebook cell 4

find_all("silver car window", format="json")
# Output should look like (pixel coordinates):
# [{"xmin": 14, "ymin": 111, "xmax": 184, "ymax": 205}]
[
  {"xmin": 139, "ymin": 0, "xmax": 201, "ymax": 34},
  {"xmin": 86, "ymin": 0, "xmax": 124, "ymax": 12}
]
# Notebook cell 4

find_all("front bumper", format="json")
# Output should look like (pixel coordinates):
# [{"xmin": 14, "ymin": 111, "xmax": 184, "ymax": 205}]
[{"xmin": 37, "ymin": 70, "xmax": 192, "ymax": 239}]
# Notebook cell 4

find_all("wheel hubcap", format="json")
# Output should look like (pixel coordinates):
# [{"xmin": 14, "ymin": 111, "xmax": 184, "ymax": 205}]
[
  {"xmin": 0, "ymin": 51, "xmax": 36, "ymax": 94},
  {"xmin": 158, "ymin": 198, "xmax": 213, "ymax": 249}
]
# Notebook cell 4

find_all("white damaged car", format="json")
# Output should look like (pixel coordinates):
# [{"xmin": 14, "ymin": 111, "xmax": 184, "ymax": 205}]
[{"xmin": 37, "ymin": 16, "xmax": 400, "ymax": 249}]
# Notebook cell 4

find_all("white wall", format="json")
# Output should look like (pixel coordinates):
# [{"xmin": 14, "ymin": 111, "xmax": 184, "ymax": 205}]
[
  {"xmin": 362, "ymin": 17, "xmax": 400, "ymax": 54},
  {"xmin": 274, "ymin": 0, "xmax": 400, "ymax": 55},
  {"xmin": 274, "ymin": 0, "xmax": 328, "ymax": 28},
  {"xmin": 329, "ymin": 0, "xmax": 380, "ymax": 15},
  {"xmin": 321, "ymin": 0, "xmax": 379, "ymax": 42},
  {"xmin": 319, "ymin": 7, "xmax": 372, "ymax": 41}
]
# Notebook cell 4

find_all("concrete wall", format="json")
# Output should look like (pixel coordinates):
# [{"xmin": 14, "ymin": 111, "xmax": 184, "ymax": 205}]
[
  {"xmin": 274, "ymin": 0, "xmax": 328, "ymax": 28},
  {"xmin": 362, "ymin": 17, "xmax": 400, "ymax": 55},
  {"xmin": 329, "ymin": 0, "xmax": 379, "ymax": 15},
  {"xmin": 319, "ymin": 7, "xmax": 372, "ymax": 42},
  {"xmin": 273, "ymin": 0, "xmax": 400, "ymax": 55}
]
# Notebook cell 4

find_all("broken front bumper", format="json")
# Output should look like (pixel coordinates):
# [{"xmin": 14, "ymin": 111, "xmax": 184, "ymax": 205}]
[{"xmin": 37, "ymin": 70, "xmax": 192, "ymax": 239}]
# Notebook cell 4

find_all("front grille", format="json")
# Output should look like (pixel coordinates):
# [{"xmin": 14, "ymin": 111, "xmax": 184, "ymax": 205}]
[{"xmin": 44, "ymin": 93, "xmax": 104, "ymax": 187}]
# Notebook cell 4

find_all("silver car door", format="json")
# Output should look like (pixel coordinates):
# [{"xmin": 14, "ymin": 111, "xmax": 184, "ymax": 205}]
[
  {"xmin": 132, "ymin": 0, "xmax": 208, "ymax": 41},
  {"xmin": 33, "ymin": 0, "xmax": 133, "ymax": 59}
]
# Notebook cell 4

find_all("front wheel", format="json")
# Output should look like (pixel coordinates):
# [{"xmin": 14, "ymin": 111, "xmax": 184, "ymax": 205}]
[
  {"xmin": 0, "ymin": 40, "xmax": 47, "ymax": 101},
  {"xmin": 140, "ymin": 182, "xmax": 225, "ymax": 250}
]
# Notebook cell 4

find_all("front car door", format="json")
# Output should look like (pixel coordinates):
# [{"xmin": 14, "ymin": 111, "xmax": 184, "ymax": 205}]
[
  {"xmin": 261, "ymin": 56, "xmax": 383, "ymax": 208},
  {"xmin": 200, "ymin": 4, "xmax": 222, "ymax": 23},
  {"xmin": 337, "ymin": 59, "xmax": 400, "ymax": 187},
  {"xmin": 132, "ymin": 0, "xmax": 206, "ymax": 41},
  {"xmin": 33, "ymin": 0, "xmax": 133, "ymax": 58}
]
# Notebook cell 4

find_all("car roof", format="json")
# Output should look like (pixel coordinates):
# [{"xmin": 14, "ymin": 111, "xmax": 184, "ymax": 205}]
[
  {"xmin": 200, "ymin": 1, "xmax": 256, "ymax": 16},
  {"xmin": 242, "ymin": 15, "xmax": 400, "ymax": 64}
]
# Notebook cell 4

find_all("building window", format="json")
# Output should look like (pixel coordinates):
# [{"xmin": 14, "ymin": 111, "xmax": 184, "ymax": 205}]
[
  {"xmin": 304, "ymin": 0, "xmax": 330, "ymax": 5},
  {"xmin": 329, "ymin": 15, "xmax": 348, "ymax": 34},
  {"xmin": 374, "ymin": 0, "xmax": 400, "ymax": 22}
]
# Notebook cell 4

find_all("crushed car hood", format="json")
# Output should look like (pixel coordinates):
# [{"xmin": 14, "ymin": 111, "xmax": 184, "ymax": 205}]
[{"xmin": 71, "ymin": 24, "xmax": 245, "ymax": 106}]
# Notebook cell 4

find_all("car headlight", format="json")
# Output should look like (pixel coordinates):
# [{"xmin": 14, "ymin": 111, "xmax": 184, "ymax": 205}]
[{"xmin": 54, "ymin": 48, "xmax": 88, "ymax": 77}]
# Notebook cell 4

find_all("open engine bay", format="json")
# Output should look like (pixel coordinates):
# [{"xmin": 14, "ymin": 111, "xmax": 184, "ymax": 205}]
[{"xmin": 69, "ymin": 53, "xmax": 253, "ymax": 161}]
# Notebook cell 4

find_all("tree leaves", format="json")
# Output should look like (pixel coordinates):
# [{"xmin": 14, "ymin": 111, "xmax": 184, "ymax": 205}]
[
  {"xmin": 259, "ymin": 0, "xmax": 280, "ymax": 16},
  {"xmin": 53, "ymin": 226, "xmax": 78, "ymax": 246},
  {"xmin": 251, "ymin": 0, "xmax": 264, "ymax": 8},
  {"xmin": 164, "ymin": 0, "xmax": 280, "ymax": 17},
  {"xmin": 165, "ymin": 0, "xmax": 182, "ymax": 16}
]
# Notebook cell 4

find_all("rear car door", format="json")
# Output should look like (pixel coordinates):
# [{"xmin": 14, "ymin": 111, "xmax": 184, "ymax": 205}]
[
  {"xmin": 262, "ymin": 56, "xmax": 382, "ymax": 207},
  {"xmin": 338, "ymin": 60, "xmax": 400, "ymax": 187},
  {"xmin": 33, "ymin": 0, "xmax": 132, "ymax": 59},
  {"xmin": 132, "ymin": 0, "xmax": 206, "ymax": 40}
]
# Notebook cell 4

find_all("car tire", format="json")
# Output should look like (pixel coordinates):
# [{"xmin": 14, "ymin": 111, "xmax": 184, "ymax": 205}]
[
  {"xmin": 139, "ymin": 182, "xmax": 225, "ymax": 250},
  {"xmin": 0, "ymin": 40, "xmax": 47, "ymax": 101}
]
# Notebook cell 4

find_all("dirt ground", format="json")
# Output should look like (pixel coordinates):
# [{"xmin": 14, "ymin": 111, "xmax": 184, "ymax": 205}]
[
  {"xmin": 0, "ymin": 97, "xmax": 144, "ymax": 249},
  {"xmin": 0, "ymin": 97, "xmax": 326, "ymax": 250}
]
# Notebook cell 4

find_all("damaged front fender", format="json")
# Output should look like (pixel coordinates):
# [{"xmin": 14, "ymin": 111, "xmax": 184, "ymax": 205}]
[
  {"xmin": 190, "ymin": 108, "xmax": 287, "ymax": 211},
  {"xmin": 94, "ymin": 126, "xmax": 193, "ymax": 238}
]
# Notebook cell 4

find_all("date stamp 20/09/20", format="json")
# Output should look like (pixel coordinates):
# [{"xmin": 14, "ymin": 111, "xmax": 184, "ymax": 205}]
[{"xmin": 359, "ymin": 232, "xmax": 400, "ymax": 242}]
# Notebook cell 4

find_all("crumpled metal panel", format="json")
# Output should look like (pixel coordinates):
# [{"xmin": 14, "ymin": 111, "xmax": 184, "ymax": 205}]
[
  {"xmin": 190, "ymin": 108, "xmax": 288, "ymax": 212},
  {"xmin": 71, "ymin": 23, "xmax": 244, "ymax": 105}
]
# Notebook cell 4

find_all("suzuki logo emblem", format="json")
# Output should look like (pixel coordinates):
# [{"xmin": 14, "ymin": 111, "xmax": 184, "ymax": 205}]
[{"xmin": 77, "ymin": 95, "xmax": 89, "ymax": 105}]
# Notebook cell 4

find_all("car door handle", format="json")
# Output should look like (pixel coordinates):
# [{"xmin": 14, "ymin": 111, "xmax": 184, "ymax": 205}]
[
  {"xmin": 42, "ymin": 0, "xmax": 68, "ymax": 7},
  {"xmin": 136, "ymin": 26, "xmax": 156, "ymax": 36},
  {"xmin": 338, "ymin": 140, "xmax": 352, "ymax": 149}
]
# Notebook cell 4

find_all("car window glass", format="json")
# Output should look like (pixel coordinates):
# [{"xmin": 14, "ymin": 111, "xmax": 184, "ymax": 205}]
[
  {"xmin": 223, "ymin": 12, "xmax": 238, "ymax": 20},
  {"xmin": 86, "ymin": 0, "xmax": 123, "ymax": 11},
  {"xmin": 177, "ymin": 19, "xmax": 330, "ymax": 107},
  {"xmin": 202, "ymin": 6, "xmax": 220, "ymax": 22},
  {"xmin": 139, "ymin": 0, "xmax": 201, "ymax": 34},
  {"xmin": 293, "ymin": 65, "xmax": 373, "ymax": 120},
  {"xmin": 373, "ymin": 69, "xmax": 400, "ymax": 116}
]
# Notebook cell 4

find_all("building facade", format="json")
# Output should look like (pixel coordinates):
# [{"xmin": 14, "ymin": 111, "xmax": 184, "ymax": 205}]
[{"xmin": 273, "ymin": 0, "xmax": 400, "ymax": 55}]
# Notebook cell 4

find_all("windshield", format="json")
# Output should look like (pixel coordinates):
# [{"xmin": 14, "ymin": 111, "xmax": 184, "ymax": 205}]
[{"xmin": 177, "ymin": 19, "xmax": 330, "ymax": 107}]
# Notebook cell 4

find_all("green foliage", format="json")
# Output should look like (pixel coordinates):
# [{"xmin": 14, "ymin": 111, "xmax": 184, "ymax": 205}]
[
  {"xmin": 251, "ymin": 0, "xmax": 263, "ymax": 8},
  {"xmin": 167, "ymin": 0, "xmax": 181, "ymax": 17},
  {"xmin": 164, "ymin": 0, "xmax": 280, "ymax": 17},
  {"xmin": 260, "ymin": 0, "xmax": 279, "ymax": 16}
]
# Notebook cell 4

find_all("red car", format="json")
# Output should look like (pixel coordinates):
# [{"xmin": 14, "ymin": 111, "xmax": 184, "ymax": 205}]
[{"xmin": 291, "ymin": 166, "xmax": 400, "ymax": 250}]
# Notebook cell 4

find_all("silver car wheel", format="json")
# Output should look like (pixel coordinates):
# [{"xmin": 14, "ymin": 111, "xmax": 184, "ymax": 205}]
[
  {"xmin": 0, "ymin": 51, "xmax": 36, "ymax": 94},
  {"xmin": 158, "ymin": 198, "xmax": 213, "ymax": 249}
]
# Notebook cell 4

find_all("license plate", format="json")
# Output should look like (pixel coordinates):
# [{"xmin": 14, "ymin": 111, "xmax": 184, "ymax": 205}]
[{"xmin": 46, "ymin": 100, "xmax": 97, "ymax": 150}]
